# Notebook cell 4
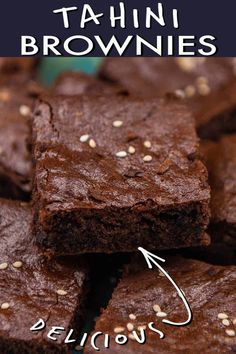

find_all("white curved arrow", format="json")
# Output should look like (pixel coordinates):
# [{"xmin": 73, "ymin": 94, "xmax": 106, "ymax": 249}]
[{"xmin": 138, "ymin": 247, "xmax": 192, "ymax": 326}]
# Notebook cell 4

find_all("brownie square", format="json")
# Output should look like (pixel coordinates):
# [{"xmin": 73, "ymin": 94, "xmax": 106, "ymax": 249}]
[
  {"xmin": 53, "ymin": 71, "xmax": 126, "ymax": 96},
  {"xmin": 0, "ymin": 74, "xmax": 43, "ymax": 199},
  {"xmin": 201, "ymin": 135, "xmax": 236, "ymax": 242},
  {"xmin": 84, "ymin": 255, "xmax": 236, "ymax": 353},
  {"xmin": 100, "ymin": 58, "xmax": 236, "ymax": 139},
  {"xmin": 0, "ymin": 199, "xmax": 88, "ymax": 354},
  {"xmin": 32, "ymin": 94, "xmax": 210, "ymax": 255}
]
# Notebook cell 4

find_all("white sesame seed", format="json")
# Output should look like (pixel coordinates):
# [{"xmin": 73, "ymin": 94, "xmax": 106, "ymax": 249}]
[
  {"xmin": 114, "ymin": 326, "xmax": 125, "ymax": 334},
  {"xmin": 19, "ymin": 105, "xmax": 31, "ymax": 117},
  {"xmin": 222, "ymin": 319, "xmax": 230, "ymax": 326},
  {"xmin": 159, "ymin": 271, "xmax": 165, "ymax": 277},
  {"xmin": 116, "ymin": 151, "xmax": 127, "ymax": 158},
  {"xmin": 128, "ymin": 333, "xmax": 136, "ymax": 340},
  {"xmin": 56, "ymin": 289, "xmax": 67, "ymax": 296},
  {"xmin": 113, "ymin": 120, "xmax": 123, "ymax": 128},
  {"xmin": 198, "ymin": 83, "xmax": 210, "ymax": 96},
  {"xmin": 89, "ymin": 139, "xmax": 96, "ymax": 148},
  {"xmin": 233, "ymin": 318, "xmax": 236, "ymax": 325},
  {"xmin": 153, "ymin": 304, "xmax": 161, "ymax": 313},
  {"xmin": 156, "ymin": 311, "xmax": 167, "ymax": 318},
  {"xmin": 185, "ymin": 85, "xmax": 196, "ymax": 98},
  {"xmin": 138, "ymin": 325, "xmax": 147, "ymax": 330},
  {"xmin": 218, "ymin": 313, "xmax": 228, "ymax": 320},
  {"xmin": 128, "ymin": 146, "xmax": 136, "ymax": 155},
  {"xmin": 12, "ymin": 261, "xmax": 23, "ymax": 268},
  {"xmin": 196, "ymin": 76, "xmax": 208, "ymax": 85},
  {"xmin": 129, "ymin": 314, "xmax": 136, "ymax": 320},
  {"xmin": 174, "ymin": 89, "xmax": 186, "ymax": 99},
  {"xmin": 1, "ymin": 303, "xmax": 10, "ymax": 310},
  {"xmin": 127, "ymin": 323, "xmax": 134, "ymax": 331},
  {"xmin": 143, "ymin": 155, "xmax": 152, "ymax": 162},
  {"xmin": 0, "ymin": 263, "xmax": 8, "ymax": 270},
  {"xmin": 144, "ymin": 140, "xmax": 152, "ymax": 148},
  {"xmin": 79, "ymin": 134, "xmax": 89, "ymax": 142},
  {"xmin": 225, "ymin": 329, "xmax": 235, "ymax": 337}
]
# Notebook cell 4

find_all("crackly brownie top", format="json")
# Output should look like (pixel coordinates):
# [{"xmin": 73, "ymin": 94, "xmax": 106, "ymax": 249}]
[
  {"xmin": 0, "ymin": 58, "xmax": 38, "ymax": 75},
  {"xmin": 0, "ymin": 74, "xmax": 43, "ymax": 192},
  {"xmin": 86, "ymin": 256, "xmax": 236, "ymax": 353},
  {"xmin": 0, "ymin": 199, "xmax": 87, "ymax": 346},
  {"xmin": 201, "ymin": 135, "xmax": 236, "ymax": 227},
  {"xmin": 53, "ymin": 71, "xmax": 127, "ymax": 96},
  {"xmin": 33, "ymin": 95, "xmax": 209, "ymax": 213},
  {"xmin": 100, "ymin": 58, "xmax": 236, "ymax": 128}
]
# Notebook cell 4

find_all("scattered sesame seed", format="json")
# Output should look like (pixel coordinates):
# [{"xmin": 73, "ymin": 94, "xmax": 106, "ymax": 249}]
[
  {"xmin": 143, "ymin": 140, "xmax": 152, "ymax": 148},
  {"xmin": 113, "ymin": 120, "xmax": 123, "ymax": 128},
  {"xmin": 138, "ymin": 325, "xmax": 147, "ymax": 330},
  {"xmin": 114, "ymin": 326, "xmax": 125, "ymax": 334},
  {"xmin": 174, "ymin": 89, "xmax": 186, "ymax": 99},
  {"xmin": 89, "ymin": 139, "xmax": 96, "ymax": 148},
  {"xmin": 116, "ymin": 151, "xmax": 127, "ymax": 158},
  {"xmin": 218, "ymin": 313, "xmax": 228, "ymax": 320},
  {"xmin": 1, "ymin": 303, "xmax": 10, "ymax": 310},
  {"xmin": 233, "ymin": 318, "xmax": 236, "ymax": 325},
  {"xmin": 19, "ymin": 105, "xmax": 31, "ymax": 117},
  {"xmin": 176, "ymin": 58, "xmax": 197, "ymax": 72},
  {"xmin": 153, "ymin": 304, "xmax": 161, "ymax": 313},
  {"xmin": 12, "ymin": 261, "xmax": 23, "ymax": 268},
  {"xmin": 225, "ymin": 329, "xmax": 235, "ymax": 337},
  {"xmin": 222, "ymin": 319, "xmax": 230, "ymax": 326},
  {"xmin": 127, "ymin": 323, "xmax": 134, "ymax": 331},
  {"xmin": 80, "ymin": 134, "xmax": 89, "ymax": 142},
  {"xmin": 56, "ymin": 289, "xmax": 68, "ymax": 296},
  {"xmin": 0, "ymin": 263, "xmax": 8, "ymax": 270},
  {"xmin": 185, "ymin": 85, "xmax": 196, "ymax": 98},
  {"xmin": 159, "ymin": 270, "xmax": 165, "ymax": 277},
  {"xmin": 156, "ymin": 311, "xmax": 167, "ymax": 318},
  {"xmin": 128, "ymin": 146, "xmax": 136, "ymax": 155},
  {"xmin": 128, "ymin": 333, "xmax": 136, "ymax": 340},
  {"xmin": 198, "ymin": 83, "xmax": 210, "ymax": 96},
  {"xmin": 143, "ymin": 155, "xmax": 152, "ymax": 162},
  {"xmin": 0, "ymin": 90, "xmax": 10, "ymax": 101},
  {"xmin": 196, "ymin": 76, "xmax": 208, "ymax": 85},
  {"xmin": 129, "ymin": 314, "xmax": 136, "ymax": 320}
]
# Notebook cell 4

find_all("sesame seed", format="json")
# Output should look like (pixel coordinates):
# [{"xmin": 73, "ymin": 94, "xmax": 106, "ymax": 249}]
[
  {"xmin": 0, "ymin": 90, "xmax": 10, "ymax": 101},
  {"xmin": 1, "ymin": 303, "xmax": 10, "ymax": 310},
  {"xmin": 144, "ymin": 140, "xmax": 152, "ymax": 148},
  {"xmin": 185, "ymin": 85, "xmax": 196, "ymax": 98},
  {"xmin": 128, "ymin": 146, "xmax": 135, "ymax": 155},
  {"xmin": 222, "ymin": 319, "xmax": 230, "ymax": 326},
  {"xmin": 89, "ymin": 139, "xmax": 96, "ymax": 148},
  {"xmin": 56, "ymin": 289, "xmax": 67, "ymax": 296},
  {"xmin": 138, "ymin": 325, "xmax": 147, "ymax": 330},
  {"xmin": 128, "ymin": 333, "xmax": 136, "ymax": 340},
  {"xmin": 153, "ymin": 304, "xmax": 161, "ymax": 313},
  {"xmin": 127, "ymin": 323, "xmax": 134, "ymax": 331},
  {"xmin": 114, "ymin": 326, "xmax": 125, "ymax": 334},
  {"xmin": 174, "ymin": 89, "xmax": 186, "ymax": 99},
  {"xmin": 0, "ymin": 263, "xmax": 8, "ymax": 270},
  {"xmin": 198, "ymin": 83, "xmax": 210, "ymax": 96},
  {"xmin": 113, "ymin": 120, "xmax": 123, "ymax": 128},
  {"xmin": 80, "ymin": 134, "xmax": 89, "ymax": 142},
  {"xmin": 143, "ymin": 155, "xmax": 152, "ymax": 162},
  {"xmin": 156, "ymin": 311, "xmax": 167, "ymax": 318},
  {"xmin": 116, "ymin": 151, "xmax": 127, "ymax": 158},
  {"xmin": 196, "ymin": 76, "xmax": 208, "ymax": 85},
  {"xmin": 225, "ymin": 329, "xmax": 235, "ymax": 337},
  {"xmin": 12, "ymin": 261, "xmax": 23, "ymax": 268},
  {"xmin": 19, "ymin": 105, "xmax": 31, "ymax": 117},
  {"xmin": 159, "ymin": 270, "xmax": 165, "ymax": 277},
  {"xmin": 129, "ymin": 314, "xmax": 136, "ymax": 320},
  {"xmin": 218, "ymin": 313, "xmax": 228, "ymax": 320},
  {"xmin": 233, "ymin": 318, "xmax": 236, "ymax": 325}
]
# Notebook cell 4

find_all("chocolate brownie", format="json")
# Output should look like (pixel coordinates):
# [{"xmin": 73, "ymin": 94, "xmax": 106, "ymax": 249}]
[
  {"xmin": 0, "ymin": 58, "xmax": 38, "ymax": 75},
  {"xmin": 0, "ymin": 198, "xmax": 88, "ymax": 354},
  {"xmin": 53, "ymin": 71, "xmax": 127, "ymax": 96},
  {"xmin": 200, "ymin": 135, "xmax": 236, "ymax": 242},
  {"xmin": 0, "ymin": 74, "xmax": 43, "ymax": 199},
  {"xmin": 32, "ymin": 94, "xmax": 210, "ymax": 255},
  {"xmin": 84, "ymin": 255, "xmax": 236, "ymax": 353},
  {"xmin": 100, "ymin": 58, "xmax": 236, "ymax": 139}
]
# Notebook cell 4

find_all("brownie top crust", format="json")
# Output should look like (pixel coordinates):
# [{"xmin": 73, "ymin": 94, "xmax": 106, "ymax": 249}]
[
  {"xmin": 33, "ymin": 95, "xmax": 210, "ymax": 212},
  {"xmin": 0, "ymin": 199, "xmax": 88, "ymax": 353},
  {"xmin": 0, "ymin": 58, "xmax": 38, "ymax": 75},
  {"xmin": 85, "ymin": 256, "xmax": 236, "ymax": 353},
  {"xmin": 100, "ymin": 58, "xmax": 236, "ymax": 137}
]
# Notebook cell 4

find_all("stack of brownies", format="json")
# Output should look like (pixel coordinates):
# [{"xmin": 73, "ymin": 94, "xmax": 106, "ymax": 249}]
[{"xmin": 0, "ymin": 57, "xmax": 235, "ymax": 354}]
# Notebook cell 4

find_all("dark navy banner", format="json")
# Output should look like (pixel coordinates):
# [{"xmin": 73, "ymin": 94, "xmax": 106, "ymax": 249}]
[{"xmin": 0, "ymin": 0, "xmax": 235, "ymax": 56}]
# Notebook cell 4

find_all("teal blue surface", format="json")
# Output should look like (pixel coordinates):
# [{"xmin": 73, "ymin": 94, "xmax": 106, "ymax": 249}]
[{"xmin": 39, "ymin": 58, "xmax": 103, "ymax": 85}]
